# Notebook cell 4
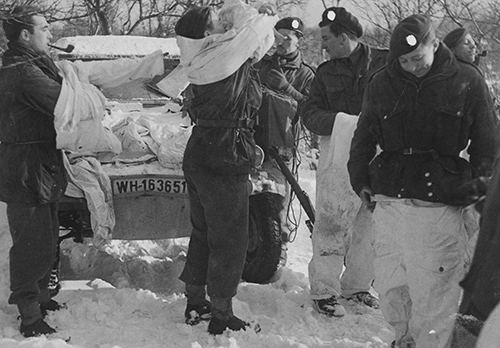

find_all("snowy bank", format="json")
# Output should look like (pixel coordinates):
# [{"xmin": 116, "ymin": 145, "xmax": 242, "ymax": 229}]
[{"xmin": 53, "ymin": 36, "xmax": 180, "ymax": 58}]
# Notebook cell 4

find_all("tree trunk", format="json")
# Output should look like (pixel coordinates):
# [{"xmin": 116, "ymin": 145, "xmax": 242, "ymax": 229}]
[{"xmin": 96, "ymin": 10, "xmax": 112, "ymax": 35}]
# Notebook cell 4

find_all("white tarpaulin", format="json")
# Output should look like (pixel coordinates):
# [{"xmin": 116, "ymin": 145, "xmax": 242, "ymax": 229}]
[{"xmin": 54, "ymin": 50, "xmax": 164, "ymax": 154}]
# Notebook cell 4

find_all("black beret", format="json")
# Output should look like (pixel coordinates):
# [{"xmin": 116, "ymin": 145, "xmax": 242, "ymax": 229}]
[
  {"xmin": 319, "ymin": 7, "xmax": 363, "ymax": 38},
  {"xmin": 275, "ymin": 17, "xmax": 304, "ymax": 37},
  {"xmin": 443, "ymin": 27, "xmax": 467, "ymax": 50},
  {"xmin": 389, "ymin": 14, "xmax": 433, "ymax": 60}
]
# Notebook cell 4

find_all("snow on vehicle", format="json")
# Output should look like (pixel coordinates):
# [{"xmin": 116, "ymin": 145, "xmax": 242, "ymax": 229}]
[{"xmin": 53, "ymin": 35, "xmax": 287, "ymax": 288}]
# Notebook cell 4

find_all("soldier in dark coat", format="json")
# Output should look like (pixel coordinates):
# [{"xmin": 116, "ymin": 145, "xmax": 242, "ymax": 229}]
[
  {"xmin": 253, "ymin": 16, "xmax": 315, "ymax": 241},
  {"xmin": 257, "ymin": 17, "xmax": 314, "ymax": 103},
  {"xmin": 348, "ymin": 14, "xmax": 498, "ymax": 347},
  {"xmin": 0, "ymin": 6, "xmax": 67, "ymax": 337},
  {"xmin": 302, "ymin": 7, "xmax": 387, "ymax": 317},
  {"xmin": 175, "ymin": 5, "xmax": 276, "ymax": 335}
]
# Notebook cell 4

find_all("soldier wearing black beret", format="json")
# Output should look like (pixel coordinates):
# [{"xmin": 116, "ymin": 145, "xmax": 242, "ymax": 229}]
[
  {"xmin": 274, "ymin": 16, "xmax": 304, "ymax": 38},
  {"xmin": 348, "ymin": 14, "xmax": 498, "ymax": 347},
  {"xmin": 257, "ymin": 16, "xmax": 313, "ymax": 103},
  {"xmin": 318, "ymin": 6, "xmax": 363, "ymax": 38},
  {"xmin": 443, "ymin": 27, "xmax": 477, "ymax": 64},
  {"xmin": 254, "ymin": 16, "xmax": 315, "ymax": 243},
  {"xmin": 302, "ymin": 6, "xmax": 387, "ymax": 318}
]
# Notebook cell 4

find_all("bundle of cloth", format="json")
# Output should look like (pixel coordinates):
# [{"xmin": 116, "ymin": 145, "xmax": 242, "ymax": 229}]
[
  {"xmin": 314, "ymin": 113, "xmax": 362, "ymax": 256},
  {"xmin": 109, "ymin": 107, "xmax": 192, "ymax": 169},
  {"xmin": 156, "ymin": 0, "xmax": 277, "ymax": 98}
]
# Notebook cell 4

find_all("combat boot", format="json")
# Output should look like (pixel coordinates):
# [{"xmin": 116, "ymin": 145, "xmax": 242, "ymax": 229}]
[
  {"xmin": 184, "ymin": 284, "xmax": 211, "ymax": 325},
  {"xmin": 208, "ymin": 297, "xmax": 249, "ymax": 335},
  {"xmin": 312, "ymin": 295, "xmax": 346, "ymax": 317},
  {"xmin": 20, "ymin": 318, "xmax": 56, "ymax": 337}
]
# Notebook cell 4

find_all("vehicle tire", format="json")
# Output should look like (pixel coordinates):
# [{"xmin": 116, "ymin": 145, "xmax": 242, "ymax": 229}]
[{"xmin": 242, "ymin": 192, "xmax": 286, "ymax": 284}]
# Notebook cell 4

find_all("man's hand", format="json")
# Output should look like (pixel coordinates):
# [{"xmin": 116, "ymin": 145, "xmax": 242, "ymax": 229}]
[
  {"xmin": 263, "ymin": 69, "xmax": 290, "ymax": 91},
  {"xmin": 359, "ymin": 186, "xmax": 376, "ymax": 212}
]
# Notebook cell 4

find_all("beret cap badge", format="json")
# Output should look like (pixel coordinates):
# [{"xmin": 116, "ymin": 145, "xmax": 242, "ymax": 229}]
[
  {"xmin": 406, "ymin": 34, "xmax": 417, "ymax": 47},
  {"xmin": 291, "ymin": 19, "xmax": 300, "ymax": 29},
  {"xmin": 389, "ymin": 14, "xmax": 432, "ymax": 60},
  {"xmin": 327, "ymin": 10, "xmax": 336, "ymax": 21}
]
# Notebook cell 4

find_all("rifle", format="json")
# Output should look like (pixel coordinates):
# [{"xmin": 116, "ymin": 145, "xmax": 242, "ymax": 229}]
[{"xmin": 267, "ymin": 147, "xmax": 315, "ymax": 234}]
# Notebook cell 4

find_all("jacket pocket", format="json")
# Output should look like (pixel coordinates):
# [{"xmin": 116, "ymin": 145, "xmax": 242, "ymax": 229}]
[
  {"xmin": 414, "ymin": 156, "xmax": 473, "ymax": 205},
  {"xmin": 433, "ymin": 106, "xmax": 464, "ymax": 151},
  {"xmin": 325, "ymin": 80, "xmax": 346, "ymax": 107},
  {"xmin": 230, "ymin": 129, "xmax": 256, "ymax": 170},
  {"xmin": 199, "ymin": 129, "xmax": 256, "ymax": 175},
  {"xmin": 368, "ymin": 153, "xmax": 401, "ymax": 196},
  {"xmin": 379, "ymin": 110, "xmax": 405, "ymax": 149},
  {"xmin": 438, "ymin": 157, "xmax": 473, "ymax": 205}
]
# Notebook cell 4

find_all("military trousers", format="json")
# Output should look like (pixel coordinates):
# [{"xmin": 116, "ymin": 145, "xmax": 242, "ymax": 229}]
[
  {"xmin": 179, "ymin": 171, "xmax": 250, "ymax": 299},
  {"xmin": 7, "ymin": 202, "xmax": 59, "ymax": 323}
]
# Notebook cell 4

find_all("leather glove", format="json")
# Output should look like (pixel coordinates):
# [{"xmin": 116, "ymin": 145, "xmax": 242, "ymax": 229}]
[
  {"xmin": 264, "ymin": 69, "xmax": 290, "ymax": 91},
  {"xmin": 263, "ymin": 69, "xmax": 305, "ymax": 101}
]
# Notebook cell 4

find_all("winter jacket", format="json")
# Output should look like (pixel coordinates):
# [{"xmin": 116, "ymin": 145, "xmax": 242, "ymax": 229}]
[
  {"xmin": 0, "ymin": 42, "xmax": 67, "ymax": 205},
  {"xmin": 348, "ymin": 43, "xmax": 499, "ymax": 205},
  {"xmin": 182, "ymin": 60, "xmax": 262, "ymax": 175},
  {"xmin": 254, "ymin": 51, "xmax": 314, "ymax": 151},
  {"xmin": 301, "ymin": 43, "xmax": 388, "ymax": 135},
  {"xmin": 256, "ymin": 51, "xmax": 315, "ymax": 102}
]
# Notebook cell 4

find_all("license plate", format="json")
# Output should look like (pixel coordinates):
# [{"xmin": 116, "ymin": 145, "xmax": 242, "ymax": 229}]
[{"xmin": 111, "ymin": 175, "xmax": 187, "ymax": 196}]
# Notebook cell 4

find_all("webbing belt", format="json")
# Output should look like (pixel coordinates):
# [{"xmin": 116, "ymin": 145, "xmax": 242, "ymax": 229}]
[{"xmin": 196, "ymin": 118, "xmax": 255, "ymax": 128}]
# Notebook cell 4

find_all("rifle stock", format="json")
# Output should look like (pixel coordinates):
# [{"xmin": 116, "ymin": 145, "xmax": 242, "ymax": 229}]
[{"xmin": 267, "ymin": 147, "xmax": 315, "ymax": 233}]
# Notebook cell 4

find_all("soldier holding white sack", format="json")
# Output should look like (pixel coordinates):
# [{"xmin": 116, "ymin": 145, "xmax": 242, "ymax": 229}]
[
  {"xmin": 348, "ymin": 14, "xmax": 498, "ymax": 347},
  {"xmin": 301, "ymin": 6, "xmax": 387, "ymax": 317},
  {"xmin": 0, "ymin": 5, "xmax": 166, "ymax": 337}
]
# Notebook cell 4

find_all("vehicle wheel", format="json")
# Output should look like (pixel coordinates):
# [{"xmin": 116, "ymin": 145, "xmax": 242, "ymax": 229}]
[{"xmin": 242, "ymin": 192, "xmax": 287, "ymax": 284}]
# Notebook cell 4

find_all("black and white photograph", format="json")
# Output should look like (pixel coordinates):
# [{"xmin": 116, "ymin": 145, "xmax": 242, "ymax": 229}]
[{"xmin": 0, "ymin": 0, "xmax": 499, "ymax": 347}]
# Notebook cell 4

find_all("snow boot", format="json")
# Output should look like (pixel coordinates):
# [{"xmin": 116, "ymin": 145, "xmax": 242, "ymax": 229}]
[
  {"xmin": 208, "ymin": 297, "xmax": 250, "ymax": 335},
  {"xmin": 345, "ymin": 292, "xmax": 380, "ymax": 309},
  {"xmin": 313, "ymin": 295, "xmax": 346, "ymax": 317},
  {"xmin": 40, "ymin": 299, "xmax": 66, "ymax": 317},
  {"xmin": 208, "ymin": 315, "xmax": 250, "ymax": 335},
  {"xmin": 185, "ymin": 299, "xmax": 212, "ymax": 325},
  {"xmin": 20, "ymin": 318, "xmax": 56, "ymax": 337},
  {"xmin": 184, "ymin": 284, "xmax": 211, "ymax": 325}
]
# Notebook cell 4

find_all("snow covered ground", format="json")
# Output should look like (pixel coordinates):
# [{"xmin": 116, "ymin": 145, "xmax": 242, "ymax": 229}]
[{"xmin": 0, "ymin": 167, "xmax": 396, "ymax": 348}]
